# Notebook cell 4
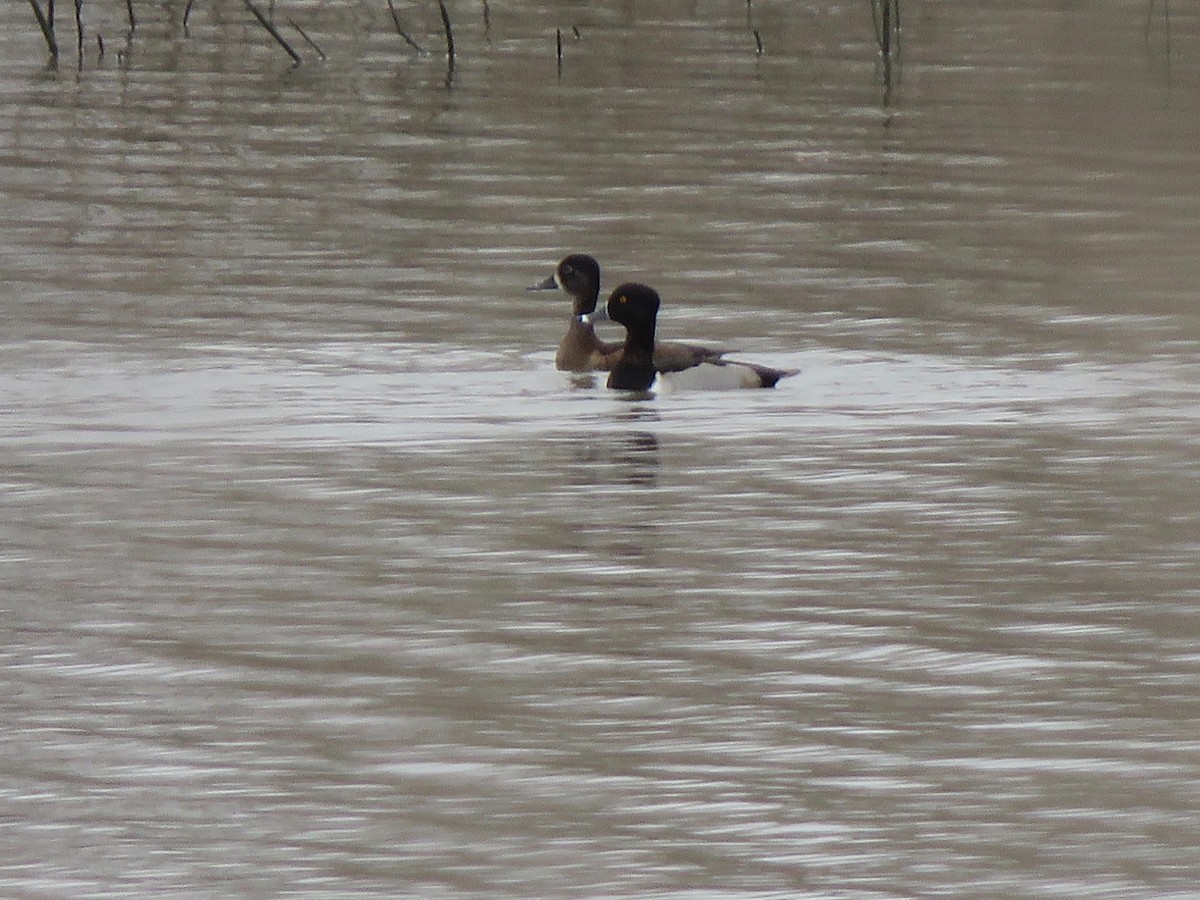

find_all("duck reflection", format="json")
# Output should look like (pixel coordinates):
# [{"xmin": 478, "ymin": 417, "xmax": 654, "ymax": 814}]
[
  {"xmin": 552, "ymin": 407, "xmax": 661, "ymax": 564},
  {"xmin": 611, "ymin": 404, "xmax": 660, "ymax": 488},
  {"xmin": 560, "ymin": 407, "xmax": 660, "ymax": 489},
  {"xmin": 617, "ymin": 429, "xmax": 659, "ymax": 488},
  {"xmin": 566, "ymin": 373, "xmax": 599, "ymax": 391}
]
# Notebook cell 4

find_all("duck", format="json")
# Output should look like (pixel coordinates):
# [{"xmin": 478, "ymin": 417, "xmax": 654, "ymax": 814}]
[
  {"xmin": 528, "ymin": 254, "xmax": 727, "ymax": 373},
  {"xmin": 603, "ymin": 283, "xmax": 796, "ymax": 391}
]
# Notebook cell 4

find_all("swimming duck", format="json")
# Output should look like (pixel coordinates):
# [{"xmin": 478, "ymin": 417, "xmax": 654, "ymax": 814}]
[
  {"xmin": 528, "ymin": 254, "xmax": 727, "ymax": 373},
  {"xmin": 603, "ymin": 283, "xmax": 795, "ymax": 391}
]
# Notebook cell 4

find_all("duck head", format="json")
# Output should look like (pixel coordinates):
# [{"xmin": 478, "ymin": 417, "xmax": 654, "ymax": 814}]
[
  {"xmin": 606, "ymin": 282, "xmax": 660, "ymax": 342},
  {"xmin": 527, "ymin": 254, "xmax": 603, "ymax": 317}
]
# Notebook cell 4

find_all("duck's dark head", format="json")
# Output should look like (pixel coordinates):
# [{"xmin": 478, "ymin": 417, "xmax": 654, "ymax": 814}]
[
  {"xmin": 605, "ymin": 283, "xmax": 660, "ymax": 392},
  {"xmin": 527, "ymin": 254, "xmax": 602, "ymax": 316},
  {"xmin": 606, "ymin": 282, "xmax": 660, "ymax": 342}
]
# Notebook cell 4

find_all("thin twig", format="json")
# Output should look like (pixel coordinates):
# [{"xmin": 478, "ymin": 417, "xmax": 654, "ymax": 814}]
[
  {"xmin": 880, "ymin": 0, "xmax": 891, "ymax": 59},
  {"xmin": 880, "ymin": 0, "xmax": 894, "ymax": 98},
  {"xmin": 126, "ymin": 0, "xmax": 136, "ymax": 32},
  {"xmin": 183, "ymin": 0, "xmax": 196, "ymax": 32},
  {"xmin": 288, "ymin": 18, "xmax": 326, "ymax": 59},
  {"xmin": 872, "ymin": 0, "xmax": 899, "ymax": 56},
  {"xmin": 241, "ymin": 0, "xmax": 302, "ymax": 64},
  {"xmin": 431, "ymin": 0, "xmax": 454, "ymax": 69},
  {"xmin": 386, "ymin": 0, "xmax": 424, "ymax": 52},
  {"xmin": 752, "ymin": 29, "xmax": 762, "ymax": 55},
  {"xmin": 97, "ymin": 32, "xmax": 105, "ymax": 57},
  {"xmin": 74, "ymin": 0, "xmax": 83, "ymax": 57},
  {"xmin": 27, "ymin": 0, "xmax": 59, "ymax": 58}
]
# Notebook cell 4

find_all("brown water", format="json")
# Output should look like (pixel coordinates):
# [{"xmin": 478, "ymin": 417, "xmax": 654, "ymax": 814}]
[{"xmin": 3, "ymin": 1, "xmax": 1199, "ymax": 896}]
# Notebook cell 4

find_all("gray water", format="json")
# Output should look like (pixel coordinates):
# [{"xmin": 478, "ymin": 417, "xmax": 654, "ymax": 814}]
[{"xmin": 3, "ymin": 0, "xmax": 1199, "ymax": 896}]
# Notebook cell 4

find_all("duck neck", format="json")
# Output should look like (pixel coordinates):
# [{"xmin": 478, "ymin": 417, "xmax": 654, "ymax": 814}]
[
  {"xmin": 572, "ymin": 292, "xmax": 598, "ymax": 319},
  {"xmin": 567, "ymin": 314, "xmax": 594, "ymax": 335},
  {"xmin": 609, "ymin": 325, "xmax": 656, "ymax": 391},
  {"xmin": 624, "ymin": 325, "xmax": 655, "ymax": 361}
]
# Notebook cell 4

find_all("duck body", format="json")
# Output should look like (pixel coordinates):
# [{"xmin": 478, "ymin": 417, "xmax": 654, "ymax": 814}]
[
  {"xmin": 554, "ymin": 316, "xmax": 621, "ymax": 372},
  {"xmin": 529, "ymin": 254, "xmax": 727, "ymax": 374},
  {"xmin": 654, "ymin": 359, "xmax": 791, "ymax": 392},
  {"xmin": 555, "ymin": 319, "xmax": 730, "ymax": 374},
  {"xmin": 605, "ymin": 283, "xmax": 796, "ymax": 392}
]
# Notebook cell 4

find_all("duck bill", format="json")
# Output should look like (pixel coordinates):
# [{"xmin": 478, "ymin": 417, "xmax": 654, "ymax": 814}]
[
  {"xmin": 526, "ymin": 273, "xmax": 559, "ymax": 291},
  {"xmin": 580, "ymin": 307, "xmax": 609, "ymax": 325}
]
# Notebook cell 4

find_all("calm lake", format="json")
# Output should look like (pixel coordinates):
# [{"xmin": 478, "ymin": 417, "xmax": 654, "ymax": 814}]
[{"xmin": 2, "ymin": 0, "xmax": 1199, "ymax": 895}]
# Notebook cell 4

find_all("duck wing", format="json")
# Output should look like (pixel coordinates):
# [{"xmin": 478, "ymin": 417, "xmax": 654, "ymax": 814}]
[{"xmin": 651, "ymin": 340, "xmax": 728, "ymax": 373}]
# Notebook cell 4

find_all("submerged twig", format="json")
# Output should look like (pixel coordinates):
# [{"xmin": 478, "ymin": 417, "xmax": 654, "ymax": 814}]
[
  {"xmin": 28, "ymin": 0, "xmax": 59, "ymax": 58},
  {"xmin": 126, "ymin": 0, "xmax": 136, "ymax": 32},
  {"xmin": 555, "ymin": 25, "xmax": 581, "ymax": 73},
  {"xmin": 1144, "ymin": 0, "xmax": 1171, "ymax": 39},
  {"xmin": 431, "ymin": 0, "xmax": 454, "ymax": 70},
  {"xmin": 880, "ymin": 0, "xmax": 891, "ymax": 59},
  {"xmin": 869, "ymin": 0, "xmax": 900, "ymax": 97},
  {"xmin": 242, "ymin": 0, "xmax": 302, "ymax": 64},
  {"xmin": 386, "ymin": 0, "xmax": 424, "ymax": 53},
  {"xmin": 870, "ymin": 0, "xmax": 900, "ymax": 57},
  {"xmin": 73, "ymin": 0, "xmax": 83, "ymax": 56},
  {"xmin": 183, "ymin": 0, "xmax": 197, "ymax": 32},
  {"xmin": 288, "ymin": 18, "xmax": 326, "ymax": 60},
  {"xmin": 752, "ymin": 28, "xmax": 763, "ymax": 55}
]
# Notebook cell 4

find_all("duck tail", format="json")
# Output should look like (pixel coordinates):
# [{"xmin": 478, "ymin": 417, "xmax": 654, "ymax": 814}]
[{"xmin": 733, "ymin": 361, "xmax": 799, "ymax": 388}]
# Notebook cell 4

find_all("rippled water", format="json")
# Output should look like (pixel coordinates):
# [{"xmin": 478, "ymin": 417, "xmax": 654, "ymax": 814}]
[{"xmin": 3, "ymin": 0, "xmax": 1199, "ymax": 895}]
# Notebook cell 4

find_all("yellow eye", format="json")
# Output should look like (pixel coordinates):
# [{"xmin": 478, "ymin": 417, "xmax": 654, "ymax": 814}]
[{"xmin": 618, "ymin": 295, "xmax": 627, "ymax": 304}]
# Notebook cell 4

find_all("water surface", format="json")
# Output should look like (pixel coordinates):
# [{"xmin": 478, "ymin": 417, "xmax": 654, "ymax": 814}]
[{"xmin": 2, "ymin": 1, "xmax": 1199, "ymax": 895}]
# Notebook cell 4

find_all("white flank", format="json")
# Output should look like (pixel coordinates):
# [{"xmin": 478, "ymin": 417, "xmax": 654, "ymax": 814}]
[{"xmin": 656, "ymin": 362, "xmax": 763, "ymax": 393}]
